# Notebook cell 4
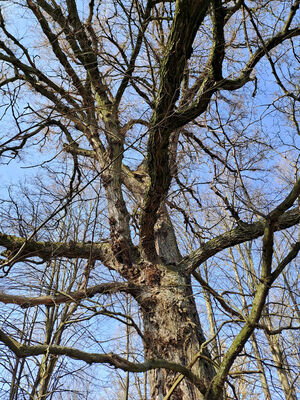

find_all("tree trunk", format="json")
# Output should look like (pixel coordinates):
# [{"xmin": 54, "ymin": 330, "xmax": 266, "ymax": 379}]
[
  {"xmin": 250, "ymin": 334, "xmax": 272, "ymax": 400},
  {"xmin": 138, "ymin": 266, "xmax": 215, "ymax": 399},
  {"xmin": 264, "ymin": 316, "xmax": 297, "ymax": 400}
]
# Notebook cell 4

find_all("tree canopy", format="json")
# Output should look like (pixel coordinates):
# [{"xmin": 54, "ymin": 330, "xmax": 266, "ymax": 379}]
[{"xmin": 0, "ymin": 1, "xmax": 299, "ymax": 399}]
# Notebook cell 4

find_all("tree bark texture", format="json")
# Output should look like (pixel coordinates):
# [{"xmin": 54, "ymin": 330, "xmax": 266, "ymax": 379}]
[
  {"xmin": 138, "ymin": 267, "xmax": 215, "ymax": 399},
  {"xmin": 0, "ymin": 1, "xmax": 299, "ymax": 399}
]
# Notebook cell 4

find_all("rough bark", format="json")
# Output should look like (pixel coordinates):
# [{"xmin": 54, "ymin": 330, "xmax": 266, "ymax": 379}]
[
  {"xmin": 0, "ymin": 1, "xmax": 299, "ymax": 398},
  {"xmin": 138, "ymin": 266, "xmax": 215, "ymax": 399}
]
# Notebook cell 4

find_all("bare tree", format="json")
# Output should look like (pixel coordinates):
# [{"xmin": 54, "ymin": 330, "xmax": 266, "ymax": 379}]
[{"xmin": 0, "ymin": 1, "xmax": 299, "ymax": 399}]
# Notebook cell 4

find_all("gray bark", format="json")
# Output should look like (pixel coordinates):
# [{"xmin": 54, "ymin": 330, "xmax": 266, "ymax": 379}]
[{"xmin": 139, "ymin": 267, "xmax": 215, "ymax": 399}]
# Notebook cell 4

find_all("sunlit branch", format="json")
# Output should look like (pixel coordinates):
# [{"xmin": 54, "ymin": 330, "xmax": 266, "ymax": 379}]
[
  {"xmin": 206, "ymin": 239, "xmax": 300, "ymax": 399},
  {"xmin": 140, "ymin": 0, "xmax": 211, "ymax": 261},
  {"xmin": 0, "ymin": 282, "xmax": 137, "ymax": 307},
  {"xmin": 218, "ymin": 26, "xmax": 300, "ymax": 91},
  {"xmin": 183, "ymin": 208, "xmax": 300, "ymax": 272},
  {"xmin": 0, "ymin": 233, "xmax": 113, "ymax": 264},
  {"xmin": 0, "ymin": 328, "xmax": 207, "ymax": 394}
]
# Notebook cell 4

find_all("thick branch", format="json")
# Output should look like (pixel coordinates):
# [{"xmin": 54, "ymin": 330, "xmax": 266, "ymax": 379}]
[
  {"xmin": 0, "ymin": 234, "xmax": 114, "ymax": 265},
  {"xmin": 271, "ymin": 241, "xmax": 300, "ymax": 282},
  {"xmin": 170, "ymin": 26, "xmax": 300, "ymax": 131},
  {"xmin": 26, "ymin": 0, "xmax": 86, "ymax": 97},
  {"xmin": 182, "ymin": 208, "xmax": 300, "ymax": 272},
  {"xmin": 219, "ymin": 26, "xmax": 300, "ymax": 90},
  {"xmin": 205, "ymin": 241, "xmax": 300, "ymax": 400},
  {"xmin": 0, "ymin": 329, "xmax": 207, "ymax": 394},
  {"xmin": 211, "ymin": 0, "xmax": 225, "ymax": 80},
  {"xmin": 140, "ymin": 0, "xmax": 211, "ymax": 261},
  {"xmin": 36, "ymin": 0, "xmax": 112, "ymax": 114},
  {"xmin": 0, "ymin": 282, "xmax": 137, "ymax": 308}
]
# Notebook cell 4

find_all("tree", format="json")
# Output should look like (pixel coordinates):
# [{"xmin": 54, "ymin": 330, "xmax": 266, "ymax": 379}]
[{"xmin": 0, "ymin": 0, "xmax": 299, "ymax": 399}]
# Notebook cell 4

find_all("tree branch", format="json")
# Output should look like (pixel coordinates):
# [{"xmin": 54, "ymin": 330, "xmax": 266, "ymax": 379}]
[
  {"xmin": 139, "ymin": 0, "xmax": 212, "ymax": 261},
  {"xmin": 192, "ymin": 270, "xmax": 243, "ymax": 318},
  {"xmin": 218, "ymin": 26, "xmax": 300, "ymax": 90},
  {"xmin": 0, "ymin": 234, "xmax": 114, "ymax": 265},
  {"xmin": 205, "ymin": 240, "xmax": 300, "ymax": 399},
  {"xmin": 0, "ymin": 328, "xmax": 207, "ymax": 394},
  {"xmin": 182, "ymin": 208, "xmax": 300, "ymax": 272},
  {"xmin": 0, "ymin": 282, "xmax": 137, "ymax": 308}
]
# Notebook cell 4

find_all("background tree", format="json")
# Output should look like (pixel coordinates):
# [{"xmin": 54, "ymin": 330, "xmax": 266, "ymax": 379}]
[{"xmin": 0, "ymin": 0, "xmax": 299, "ymax": 399}]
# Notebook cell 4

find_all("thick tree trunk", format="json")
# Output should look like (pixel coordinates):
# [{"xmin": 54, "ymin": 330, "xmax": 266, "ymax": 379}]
[{"xmin": 138, "ymin": 266, "xmax": 215, "ymax": 399}]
